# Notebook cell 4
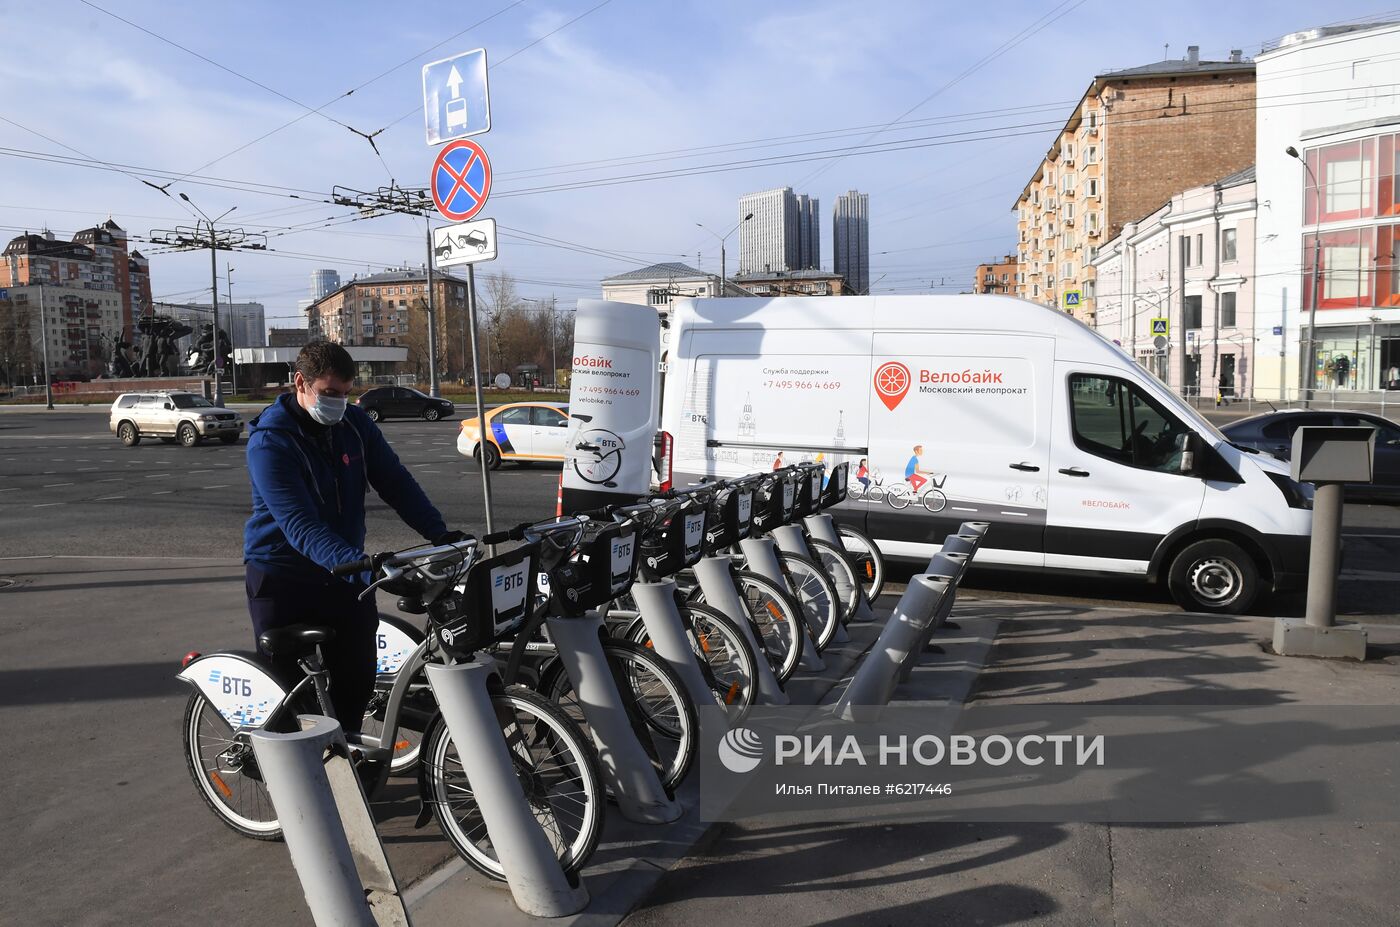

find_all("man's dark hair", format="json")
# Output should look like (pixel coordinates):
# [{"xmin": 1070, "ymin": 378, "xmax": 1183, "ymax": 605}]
[{"xmin": 295, "ymin": 340, "xmax": 356, "ymax": 383}]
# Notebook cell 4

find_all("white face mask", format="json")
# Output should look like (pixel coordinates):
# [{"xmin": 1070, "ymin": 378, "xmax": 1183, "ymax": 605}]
[{"xmin": 304, "ymin": 391, "xmax": 347, "ymax": 426}]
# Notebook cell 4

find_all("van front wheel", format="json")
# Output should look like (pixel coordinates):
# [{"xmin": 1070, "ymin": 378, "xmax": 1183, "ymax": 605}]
[{"xmin": 1167, "ymin": 539, "xmax": 1259, "ymax": 615}]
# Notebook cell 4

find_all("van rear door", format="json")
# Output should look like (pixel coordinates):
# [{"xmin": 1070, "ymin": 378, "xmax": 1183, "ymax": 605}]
[
  {"xmin": 1045, "ymin": 367, "xmax": 1205, "ymax": 574},
  {"xmin": 863, "ymin": 333, "xmax": 1052, "ymax": 568}
]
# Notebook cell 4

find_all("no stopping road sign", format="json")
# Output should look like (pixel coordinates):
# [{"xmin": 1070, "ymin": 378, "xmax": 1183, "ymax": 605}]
[{"xmin": 431, "ymin": 139, "xmax": 493, "ymax": 221}]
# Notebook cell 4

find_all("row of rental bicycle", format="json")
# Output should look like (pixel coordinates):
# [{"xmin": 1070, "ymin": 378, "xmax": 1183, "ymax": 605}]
[{"xmin": 178, "ymin": 460, "xmax": 886, "ymax": 883}]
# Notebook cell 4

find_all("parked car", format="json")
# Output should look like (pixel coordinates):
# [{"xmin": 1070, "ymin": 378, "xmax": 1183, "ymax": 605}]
[
  {"xmin": 109, "ymin": 390, "xmax": 244, "ymax": 447},
  {"xmin": 355, "ymin": 386, "xmax": 455, "ymax": 422},
  {"xmin": 1221, "ymin": 409, "xmax": 1400, "ymax": 502},
  {"xmin": 457, "ymin": 402, "xmax": 570, "ymax": 469}
]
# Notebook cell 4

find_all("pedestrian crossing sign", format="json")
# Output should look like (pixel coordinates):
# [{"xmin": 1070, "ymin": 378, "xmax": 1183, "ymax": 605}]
[
  {"xmin": 1063, "ymin": 290, "xmax": 1081, "ymax": 307},
  {"xmin": 1151, "ymin": 317, "xmax": 1169, "ymax": 336}
]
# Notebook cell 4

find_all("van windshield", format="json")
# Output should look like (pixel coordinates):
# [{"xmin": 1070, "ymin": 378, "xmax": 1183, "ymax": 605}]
[
  {"xmin": 1084, "ymin": 326, "xmax": 1227, "ymax": 445},
  {"xmin": 170, "ymin": 394, "xmax": 214, "ymax": 409}
]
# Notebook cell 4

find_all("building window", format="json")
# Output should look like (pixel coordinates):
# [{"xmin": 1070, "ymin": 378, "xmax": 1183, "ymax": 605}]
[
  {"xmin": 1087, "ymin": 178, "xmax": 1099, "ymax": 198},
  {"xmin": 1184, "ymin": 295, "xmax": 1203, "ymax": 329},
  {"xmin": 1221, "ymin": 228, "xmax": 1237, "ymax": 262},
  {"xmin": 1221, "ymin": 291, "xmax": 1237, "ymax": 327},
  {"xmin": 1305, "ymin": 138, "xmax": 1377, "ymax": 223},
  {"xmin": 1086, "ymin": 146, "xmax": 1098, "ymax": 163},
  {"xmin": 646, "ymin": 288, "xmax": 670, "ymax": 306},
  {"xmin": 1194, "ymin": 234, "xmax": 1203, "ymax": 266},
  {"xmin": 1064, "ymin": 143, "xmax": 1074, "ymax": 161},
  {"xmin": 1303, "ymin": 227, "xmax": 1373, "ymax": 309}
]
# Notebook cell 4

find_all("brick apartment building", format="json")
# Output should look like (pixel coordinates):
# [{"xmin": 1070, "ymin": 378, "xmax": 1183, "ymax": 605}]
[
  {"xmin": 305, "ymin": 267, "xmax": 470, "ymax": 379},
  {"xmin": 0, "ymin": 220, "xmax": 153, "ymax": 379},
  {"xmin": 973, "ymin": 254, "xmax": 1019, "ymax": 294},
  {"xmin": 1014, "ymin": 46, "xmax": 1256, "ymax": 323}
]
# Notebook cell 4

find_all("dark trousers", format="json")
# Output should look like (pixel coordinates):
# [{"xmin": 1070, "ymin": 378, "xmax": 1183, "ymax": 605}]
[{"xmin": 246, "ymin": 563, "xmax": 378, "ymax": 733}]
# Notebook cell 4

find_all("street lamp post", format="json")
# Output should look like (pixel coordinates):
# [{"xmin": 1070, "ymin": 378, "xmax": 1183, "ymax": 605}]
[
  {"xmin": 177, "ymin": 193, "xmax": 237, "ymax": 407},
  {"xmin": 1287, "ymin": 146, "xmax": 1323, "ymax": 408},
  {"xmin": 696, "ymin": 213, "xmax": 753, "ymax": 296},
  {"xmin": 226, "ymin": 263, "xmax": 238, "ymax": 397},
  {"xmin": 37, "ymin": 283, "xmax": 53, "ymax": 409}
]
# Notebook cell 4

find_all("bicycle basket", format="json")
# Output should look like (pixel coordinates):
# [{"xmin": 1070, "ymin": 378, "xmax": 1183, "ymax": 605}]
[
  {"xmin": 431, "ymin": 544, "xmax": 538, "ymax": 658},
  {"xmin": 703, "ymin": 486, "xmax": 755, "ymax": 554},
  {"xmin": 548, "ymin": 522, "xmax": 641, "ymax": 613},
  {"xmin": 820, "ymin": 462, "xmax": 849, "ymax": 508},
  {"xmin": 752, "ymin": 475, "xmax": 796, "ymax": 532},
  {"xmin": 640, "ymin": 499, "xmax": 707, "ymax": 576}
]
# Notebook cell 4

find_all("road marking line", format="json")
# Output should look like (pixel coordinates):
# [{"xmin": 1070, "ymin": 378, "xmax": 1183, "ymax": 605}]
[
  {"xmin": 207, "ymin": 484, "xmax": 229, "ymax": 489},
  {"xmin": 99, "ymin": 478, "xmax": 122, "ymax": 482},
  {"xmin": 32, "ymin": 502, "xmax": 64, "ymax": 507},
  {"xmin": 189, "ymin": 469, "xmax": 213, "ymax": 474},
  {"xmin": 999, "ymin": 511, "xmax": 1029, "ymax": 517},
  {"xmin": 43, "ymin": 482, "xmax": 74, "ymax": 487},
  {"xmin": 144, "ymin": 473, "xmax": 170, "ymax": 479},
  {"xmin": 76, "ymin": 467, "xmax": 99, "ymax": 471},
  {"xmin": 0, "ymin": 488, "xmax": 18, "ymax": 493},
  {"xmin": 152, "ymin": 490, "xmax": 173, "ymax": 495},
  {"xmin": 95, "ymin": 495, "xmax": 126, "ymax": 501}
]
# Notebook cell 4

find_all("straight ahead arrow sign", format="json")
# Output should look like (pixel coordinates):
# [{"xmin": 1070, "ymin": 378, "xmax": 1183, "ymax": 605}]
[{"xmin": 446, "ymin": 65, "xmax": 464, "ymax": 99}]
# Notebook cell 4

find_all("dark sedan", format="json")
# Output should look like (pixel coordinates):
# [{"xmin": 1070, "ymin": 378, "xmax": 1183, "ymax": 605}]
[
  {"xmin": 1221, "ymin": 409, "xmax": 1400, "ymax": 502},
  {"xmin": 355, "ymin": 386, "xmax": 455, "ymax": 422}
]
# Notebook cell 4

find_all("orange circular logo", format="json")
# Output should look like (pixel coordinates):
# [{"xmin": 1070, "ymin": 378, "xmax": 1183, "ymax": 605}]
[{"xmin": 873, "ymin": 361, "xmax": 911, "ymax": 410}]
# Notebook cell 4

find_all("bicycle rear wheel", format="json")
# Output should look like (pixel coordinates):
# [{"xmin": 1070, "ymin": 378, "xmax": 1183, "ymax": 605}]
[
  {"xmin": 836, "ymin": 524, "xmax": 886, "ymax": 601},
  {"xmin": 183, "ymin": 692, "xmax": 281, "ymax": 840},
  {"xmin": 777, "ymin": 551, "xmax": 842, "ymax": 652},
  {"xmin": 420, "ymin": 686, "xmax": 605, "ymax": 880},
  {"xmin": 543, "ymin": 640, "xmax": 698, "ymax": 792}
]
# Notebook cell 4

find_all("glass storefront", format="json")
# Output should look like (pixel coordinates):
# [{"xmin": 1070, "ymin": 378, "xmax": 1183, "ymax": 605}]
[{"xmin": 1303, "ymin": 323, "xmax": 1400, "ymax": 391}]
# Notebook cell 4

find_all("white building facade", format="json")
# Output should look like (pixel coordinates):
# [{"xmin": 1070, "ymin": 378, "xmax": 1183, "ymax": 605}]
[
  {"xmin": 1093, "ymin": 167, "xmax": 1257, "ymax": 400},
  {"xmin": 1254, "ymin": 21, "xmax": 1400, "ymax": 399}
]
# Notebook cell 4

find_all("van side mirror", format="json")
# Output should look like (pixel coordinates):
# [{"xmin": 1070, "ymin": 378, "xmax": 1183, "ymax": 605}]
[{"xmin": 1179, "ymin": 432, "xmax": 1200, "ymax": 475}]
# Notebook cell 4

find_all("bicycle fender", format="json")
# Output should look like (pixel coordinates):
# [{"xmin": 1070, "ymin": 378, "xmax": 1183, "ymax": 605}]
[
  {"xmin": 376, "ymin": 616, "xmax": 423, "ymax": 675},
  {"xmin": 177, "ymin": 653, "xmax": 288, "ymax": 729}
]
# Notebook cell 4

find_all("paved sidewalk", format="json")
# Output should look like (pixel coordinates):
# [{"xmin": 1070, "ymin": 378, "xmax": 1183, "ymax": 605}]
[{"xmin": 624, "ymin": 602, "xmax": 1400, "ymax": 927}]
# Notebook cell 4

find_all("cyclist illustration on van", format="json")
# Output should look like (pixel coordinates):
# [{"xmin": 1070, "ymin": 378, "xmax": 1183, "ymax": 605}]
[{"xmin": 885, "ymin": 444, "xmax": 947, "ymax": 512}]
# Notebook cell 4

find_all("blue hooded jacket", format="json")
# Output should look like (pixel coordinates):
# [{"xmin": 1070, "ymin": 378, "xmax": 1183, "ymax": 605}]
[{"xmin": 243, "ymin": 393, "xmax": 447, "ymax": 579}]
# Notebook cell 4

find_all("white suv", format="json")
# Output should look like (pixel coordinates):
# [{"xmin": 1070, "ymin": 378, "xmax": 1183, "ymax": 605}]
[{"xmin": 109, "ymin": 390, "xmax": 245, "ymax": 447}]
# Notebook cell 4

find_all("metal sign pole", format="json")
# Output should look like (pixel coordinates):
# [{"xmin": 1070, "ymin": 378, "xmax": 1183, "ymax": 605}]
[
  {"xmin": 466, "ymin": 262, "xmax": 495, "ymax": 536},
  {"xmin": 425, "ymin": 223, "xmax": 441, "ymax": 398}
]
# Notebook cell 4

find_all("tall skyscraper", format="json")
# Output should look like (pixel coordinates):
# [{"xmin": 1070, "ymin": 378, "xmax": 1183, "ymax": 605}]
[
  {"xmin": 795, "ymin": 194, "xmax": 820, "ymax": 271},
  {"xmin": 833, "ymin": 190, "xmax": 870, "ymax": 296},
  {"xmin": 310, "ymin": 268, "xmax": 341, "ymax": 301},
  {"xmin": 738, "ymin": 187, "xmax": 820, "ymax": 274}
]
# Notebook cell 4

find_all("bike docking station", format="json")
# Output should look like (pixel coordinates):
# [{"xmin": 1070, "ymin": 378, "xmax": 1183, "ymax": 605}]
[
  {"xmin": 249, "ymin": 715, "xmax": 412, "ymax": 927},
  {"xmin": 744, "ymin": 470, "xmax": 827, "ymax": 672},
  {"xmin": 690, "ymin": 478, "xmax": 791, "ymax": 707},
  {"xmin": 537, "ymin": 519, "xmax": 684, "ymax": 825},
  {"xmin": 833, "ymin": 523, "xmax": 989, "ymax": 721},
  {"xmin": 1272, "ymin": 426, "xmax": 1374, "ymax": 661},
  {"xmin": 424, "ymin": 656, "xmax": 591, "ymax": 917},
  {"xmin": 772, "ymin": 465, "xmax": 851, "ymax": 646}
]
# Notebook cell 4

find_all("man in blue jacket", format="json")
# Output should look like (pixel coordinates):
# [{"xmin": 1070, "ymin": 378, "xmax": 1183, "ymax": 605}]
[{"xmin": 244, "ymin": 341, "xmax": 460, "ymax": 730}]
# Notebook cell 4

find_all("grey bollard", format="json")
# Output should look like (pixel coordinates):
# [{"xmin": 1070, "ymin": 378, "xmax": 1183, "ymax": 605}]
[
  {"xmin": 544, "ymin": 612, "xmax": 683, "ymax": 825},
  {"xmin": 691, "ymin": 555, "xmax": 789, "ymax": 705},
  {"xmin": 805, "ymin": 514, "xmax": 876, "ymax": 622},
  {"xmin": 424, "ymin": 657, "xmax": 590, "ymax": 918},
  {"xmin": 249, "ymin": 716, "xmax": 386, "ymax": 927},
  {"xmin": 771, "ymin": 522, "xmax": 850, "ymax": 645},
  {"xmin": 627, "ymin": 580, "xmax": 725, "ymax": 715},
  {"xmin": 959, "ymin": 521, "xmax": 991, "ymax": 539},
  {"xmin": 832, "ymin": 574, "xmax": 951, "ymax": 721},
  {"xmin": 899, "ymin": 558, "xmax": 963, "ymax": 682},
  {"xmin": 740, "ymin": 536, "xmax": 826, "ymax": 672}
]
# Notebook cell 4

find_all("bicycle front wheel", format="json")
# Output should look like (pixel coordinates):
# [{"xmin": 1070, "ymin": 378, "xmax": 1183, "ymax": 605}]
[
  {"xmin": 837, "ymin": 524, "xmax": 886, "ymax": 601},
  {"xmin": 923, "ymin": 490, "xmax": 947, "ymax": 513},
  {"xmin": 543, "ymin": 640, "xmax": 698, "ymax": 793},
  {"xmin": 421, "ymin": 686, "xmax": 605, "ymax": 880},
  {"xmin": 807, "ymin": 537, "xmax": 862, "ymax": 625},
  {"xmin": 625, "ymin": 603, "xmax": 758, "ymax": 723},
  {"xmin": 728, "ymin": 570, "xmax": 805, "ymax": 682},
  {"xmin": 777, "ymin": 551, "xmax": 842, "ymax": 652}
]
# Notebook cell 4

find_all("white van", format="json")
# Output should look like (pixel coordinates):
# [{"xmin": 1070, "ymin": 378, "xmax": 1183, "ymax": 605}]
[{"xmin": 659, "ymin": 294, "xmax": 1313, "ymax": 614}]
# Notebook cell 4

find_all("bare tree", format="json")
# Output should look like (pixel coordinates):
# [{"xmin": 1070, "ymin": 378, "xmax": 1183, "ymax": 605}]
[{"xmin": 0, "ymin": 297, "xmax": 33, "ymax": 387}]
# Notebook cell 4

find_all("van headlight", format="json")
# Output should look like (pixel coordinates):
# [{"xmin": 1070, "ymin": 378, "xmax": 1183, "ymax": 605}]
[{"xmin": 1266, "ymin": 471, "xmax": 1312, "ymax": 510}]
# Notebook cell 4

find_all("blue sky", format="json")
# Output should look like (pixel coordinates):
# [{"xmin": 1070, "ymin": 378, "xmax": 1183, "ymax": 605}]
[{"xmin": 0, "ymin": 0, "xmax": 1393, "ymax": 327}]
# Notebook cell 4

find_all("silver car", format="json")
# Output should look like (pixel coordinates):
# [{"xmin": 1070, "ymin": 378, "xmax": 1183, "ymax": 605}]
[{"xmin": 109, "ymin": 390, "xmax": 244, "ymax": 447}]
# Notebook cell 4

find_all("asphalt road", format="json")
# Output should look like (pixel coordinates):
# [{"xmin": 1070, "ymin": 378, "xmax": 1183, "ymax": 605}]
[{"xmin": 0, "ymin": 407, "xmax": 561, "ymax": 559}]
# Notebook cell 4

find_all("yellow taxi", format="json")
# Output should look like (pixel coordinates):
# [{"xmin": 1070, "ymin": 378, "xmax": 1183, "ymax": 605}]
[{"xmin": 457, "ymin": 402, "xmax": 570, "ymax": 469}]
